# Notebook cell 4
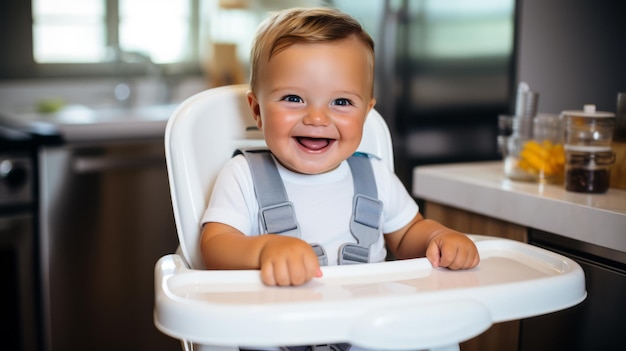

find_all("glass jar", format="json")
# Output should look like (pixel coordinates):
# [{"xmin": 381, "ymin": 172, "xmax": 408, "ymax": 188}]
[
  {"xmin": 562, "ymin": 104, "xmax": 615, "ymax": 151},
  {"xmin": 565, "ymin": 150, "xmax": 615, "ymax": 193},
  {"xmin": 504, "ymin": 114, "xmax": 565, "ymax": 183}
]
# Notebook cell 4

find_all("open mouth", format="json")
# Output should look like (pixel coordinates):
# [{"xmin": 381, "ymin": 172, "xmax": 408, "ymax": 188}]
[{"xmin": 296, "ymin": 137, "xmax": 334, "ymax": 151}]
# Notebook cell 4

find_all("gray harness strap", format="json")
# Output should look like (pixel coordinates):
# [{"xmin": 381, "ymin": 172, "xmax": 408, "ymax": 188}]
[
  {"xmin": 238, "ymin": 149, "xmax": 382, "ymax": 266},
  {"xmin": 237, "ymin": 149, "xmax": 300, "ymax": 238},
  {"xmin": 341, "ymin": 153, "xmax": 383, "ymax": 264}
]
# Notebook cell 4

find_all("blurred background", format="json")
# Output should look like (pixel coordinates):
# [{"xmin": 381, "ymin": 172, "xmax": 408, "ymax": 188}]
[
  {"xmin": 0, "ymin": 1, "xmax": 624, "ymax": 351},
  {"xmin": 1, "ymin": 0, "xmax": 520, "ymax": 186}
]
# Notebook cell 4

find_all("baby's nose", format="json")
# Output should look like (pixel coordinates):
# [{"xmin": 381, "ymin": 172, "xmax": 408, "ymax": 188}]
[{"xmin": 303, "ymin": 108, "xmax": 330, "ymax": 126}]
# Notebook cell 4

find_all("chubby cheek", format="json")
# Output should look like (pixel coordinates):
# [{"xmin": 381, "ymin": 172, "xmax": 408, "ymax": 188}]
[
  {"xmin": 262, "ymin": 127, "xmax": 287, "ymax": 150},
  {"xmin": 258, "ymin": 111, "xmax": 293, "ymax": 147},
  {"xmin": 337, "ymin": 119, "xmax": 365, "ymax": 149}
]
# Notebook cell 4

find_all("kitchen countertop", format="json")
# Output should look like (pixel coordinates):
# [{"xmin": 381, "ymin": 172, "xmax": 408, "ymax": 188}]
[
  {"xmin": 412, "ymin": 161, "xmax": 626, "ymax": 253},
  {"xmin": 1, "ymin": 103, "xmax": 178, "ymax": 143}
]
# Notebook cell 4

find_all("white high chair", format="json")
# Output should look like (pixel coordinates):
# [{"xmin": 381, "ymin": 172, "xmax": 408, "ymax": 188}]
[{"xmin": 155, "ymin": 84, "xmax": 586, "ymax": 351}]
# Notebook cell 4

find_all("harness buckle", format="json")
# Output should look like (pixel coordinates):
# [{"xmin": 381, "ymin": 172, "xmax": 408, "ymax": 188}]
[{"xmin": 260, "ymin": 202, "xmax": 299, "ymax": 237}]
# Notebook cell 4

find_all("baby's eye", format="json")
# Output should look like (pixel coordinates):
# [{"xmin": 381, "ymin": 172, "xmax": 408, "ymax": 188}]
[
  {"xmin": 281, "ymin": 95, "xmax": 303, "ymax": 103},
  {"xmin": 332, "ymin": 98, "xmax": 353, "ymax": 107}
]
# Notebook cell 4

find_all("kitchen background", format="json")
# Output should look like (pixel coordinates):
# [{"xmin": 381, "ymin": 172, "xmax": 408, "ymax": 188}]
[{"xmin": 0, "ymin": 0, "xmax": 624, "ymax": 351}]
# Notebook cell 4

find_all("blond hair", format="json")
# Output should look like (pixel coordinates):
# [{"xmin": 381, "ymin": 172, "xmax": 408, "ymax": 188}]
[{"xmin": 249, "ymin": 7, "xmax": 375, "ymax": 91}]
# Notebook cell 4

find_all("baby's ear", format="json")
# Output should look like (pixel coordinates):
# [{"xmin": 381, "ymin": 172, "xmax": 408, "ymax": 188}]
[
  {"xmin": 246, "ymin": 91, "xmax": 263, "ymax": 129},
  {"xmin": 367, "ymin": 97, "xmax": 377, "ymax": 115}
]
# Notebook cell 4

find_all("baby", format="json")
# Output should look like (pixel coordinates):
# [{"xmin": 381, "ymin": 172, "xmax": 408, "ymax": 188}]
[{"xmin": 200, "ymin": 7, "xmax": 479, "ymax": 287}]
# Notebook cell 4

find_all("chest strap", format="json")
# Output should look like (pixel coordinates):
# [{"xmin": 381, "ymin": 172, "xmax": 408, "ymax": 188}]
[
  {"xmin": 237, "ymin": 149, "xmax": 382, "ymax": 266},
  {"xmin": 341, "ymin": 153, "xmax": 382, "ymax": 264},
  {"xmin": 237, "ymin": 149, "xmax": 301, "ymax": 238}
]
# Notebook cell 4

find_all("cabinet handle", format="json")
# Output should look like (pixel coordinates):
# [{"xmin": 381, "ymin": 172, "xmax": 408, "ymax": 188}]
[{"xmin": 72, "ymin": 155, "xmax": 164, "ymax": 173}]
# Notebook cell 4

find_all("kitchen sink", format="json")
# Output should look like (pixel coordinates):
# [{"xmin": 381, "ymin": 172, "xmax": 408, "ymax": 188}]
[
  {"xmin": 2, "ymin": 103, "xmax": 181, "ymax": 143},
  {"xmin": 0, "ymin": 76, "xmax": 207, "ymax": 142}
]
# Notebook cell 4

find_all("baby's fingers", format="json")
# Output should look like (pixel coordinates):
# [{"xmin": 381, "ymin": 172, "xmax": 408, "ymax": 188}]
[
  {"xmin": 260, "ymin": 253, "xmax": 321, "ymax": 286},
  {"xmin": 442, "ymin": 246, "xmax": 479, "ymax": 270},
  {"xmin": 425, "ymin": 242, "xmax": 442, "ymax": 268},
  {"xmin": 260, "ymin": 261, "xmax": 279, "ymax": 286},
  {"xmin": 426, "ymin": 236, "xmax": 480, "ymax": 270},
  {"xmin": 286, "ymin": 255, "xmax": 319, "ymax": 286},
  {"xmin": 263, "ymin": 259, "xmax": 296, "ymax": 286}
]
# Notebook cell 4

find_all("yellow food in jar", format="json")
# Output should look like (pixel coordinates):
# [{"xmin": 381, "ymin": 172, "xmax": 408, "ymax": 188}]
[{"xmin": 517, "ymin": 140, "xmax": 565, "ymax": 176}]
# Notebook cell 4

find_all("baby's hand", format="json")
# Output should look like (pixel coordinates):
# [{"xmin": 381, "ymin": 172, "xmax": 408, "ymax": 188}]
[
  {"xmin": 258, "ymin": 235, "xmax": 322, "ymax": 286},
  {"xmin": 426, "ymin": 231, "xmax": 480, "ymax": 270}
]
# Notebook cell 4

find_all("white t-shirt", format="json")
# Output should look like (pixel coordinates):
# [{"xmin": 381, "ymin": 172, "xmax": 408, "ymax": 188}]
[{"xmin": 201, "ymin": 154, "xmax": 418, "ymax": 265}]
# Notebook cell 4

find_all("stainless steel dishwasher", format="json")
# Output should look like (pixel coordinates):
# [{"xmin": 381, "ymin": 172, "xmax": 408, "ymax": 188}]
[{"xmin": 38, "ymin": 139, "xmax": 180, "ymax": 351}]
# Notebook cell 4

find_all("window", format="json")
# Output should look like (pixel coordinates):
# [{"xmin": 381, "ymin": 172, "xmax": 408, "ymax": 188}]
[
  {"xmin": 32, "ymin": 0, "xmax": 194, "ymax": 64},
  {"xmin": 0, "ymin": 0, "xmax": 203, "ymax": 79},
  {"xmin": 0, "ymin": 0, "xmax": 324, "ymax": 79},
  {"xmin": 32, "ymin": 0, "xmax": 105, "ymax": 63}
]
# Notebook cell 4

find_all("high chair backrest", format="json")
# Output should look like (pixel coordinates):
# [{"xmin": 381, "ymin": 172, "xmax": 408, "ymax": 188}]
[{"xmin": 165, "ymin": 84, "xmax": 394, "ymax": 269}]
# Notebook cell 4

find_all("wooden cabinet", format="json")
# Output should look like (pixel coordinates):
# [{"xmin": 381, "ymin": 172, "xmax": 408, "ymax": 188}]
[
  {"xmin": 422, "ymin": 201, "xmax": 527, "ymax": 351},
  {"xmin": 423, "ymin": 202, "xmax": 527, "ymax": 242}
]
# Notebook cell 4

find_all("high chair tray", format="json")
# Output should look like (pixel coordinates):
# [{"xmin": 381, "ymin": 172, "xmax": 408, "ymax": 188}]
[{"xmin": 154, "ymin": 235, "xmax": 586, "ymax": 350}]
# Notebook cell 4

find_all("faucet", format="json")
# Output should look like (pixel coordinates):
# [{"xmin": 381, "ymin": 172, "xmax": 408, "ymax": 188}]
[{"xmin": 106, "ymin": 46, "xmax": 170, "ymax": 107}]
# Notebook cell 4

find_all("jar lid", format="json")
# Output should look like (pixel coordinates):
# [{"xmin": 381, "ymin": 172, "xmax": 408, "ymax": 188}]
[
  {"xmin": 565, "ymin": 145, "xmax": 612, "ymax": 152},
  {"xmin": 561, "ymin": 104, "xmax": 615, "ymax": 118}
]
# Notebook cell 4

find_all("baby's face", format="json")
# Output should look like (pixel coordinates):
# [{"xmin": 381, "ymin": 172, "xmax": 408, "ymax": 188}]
[{"xmin": 247, "ymin": 36, "xmax": 375, "ymax": 174}]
